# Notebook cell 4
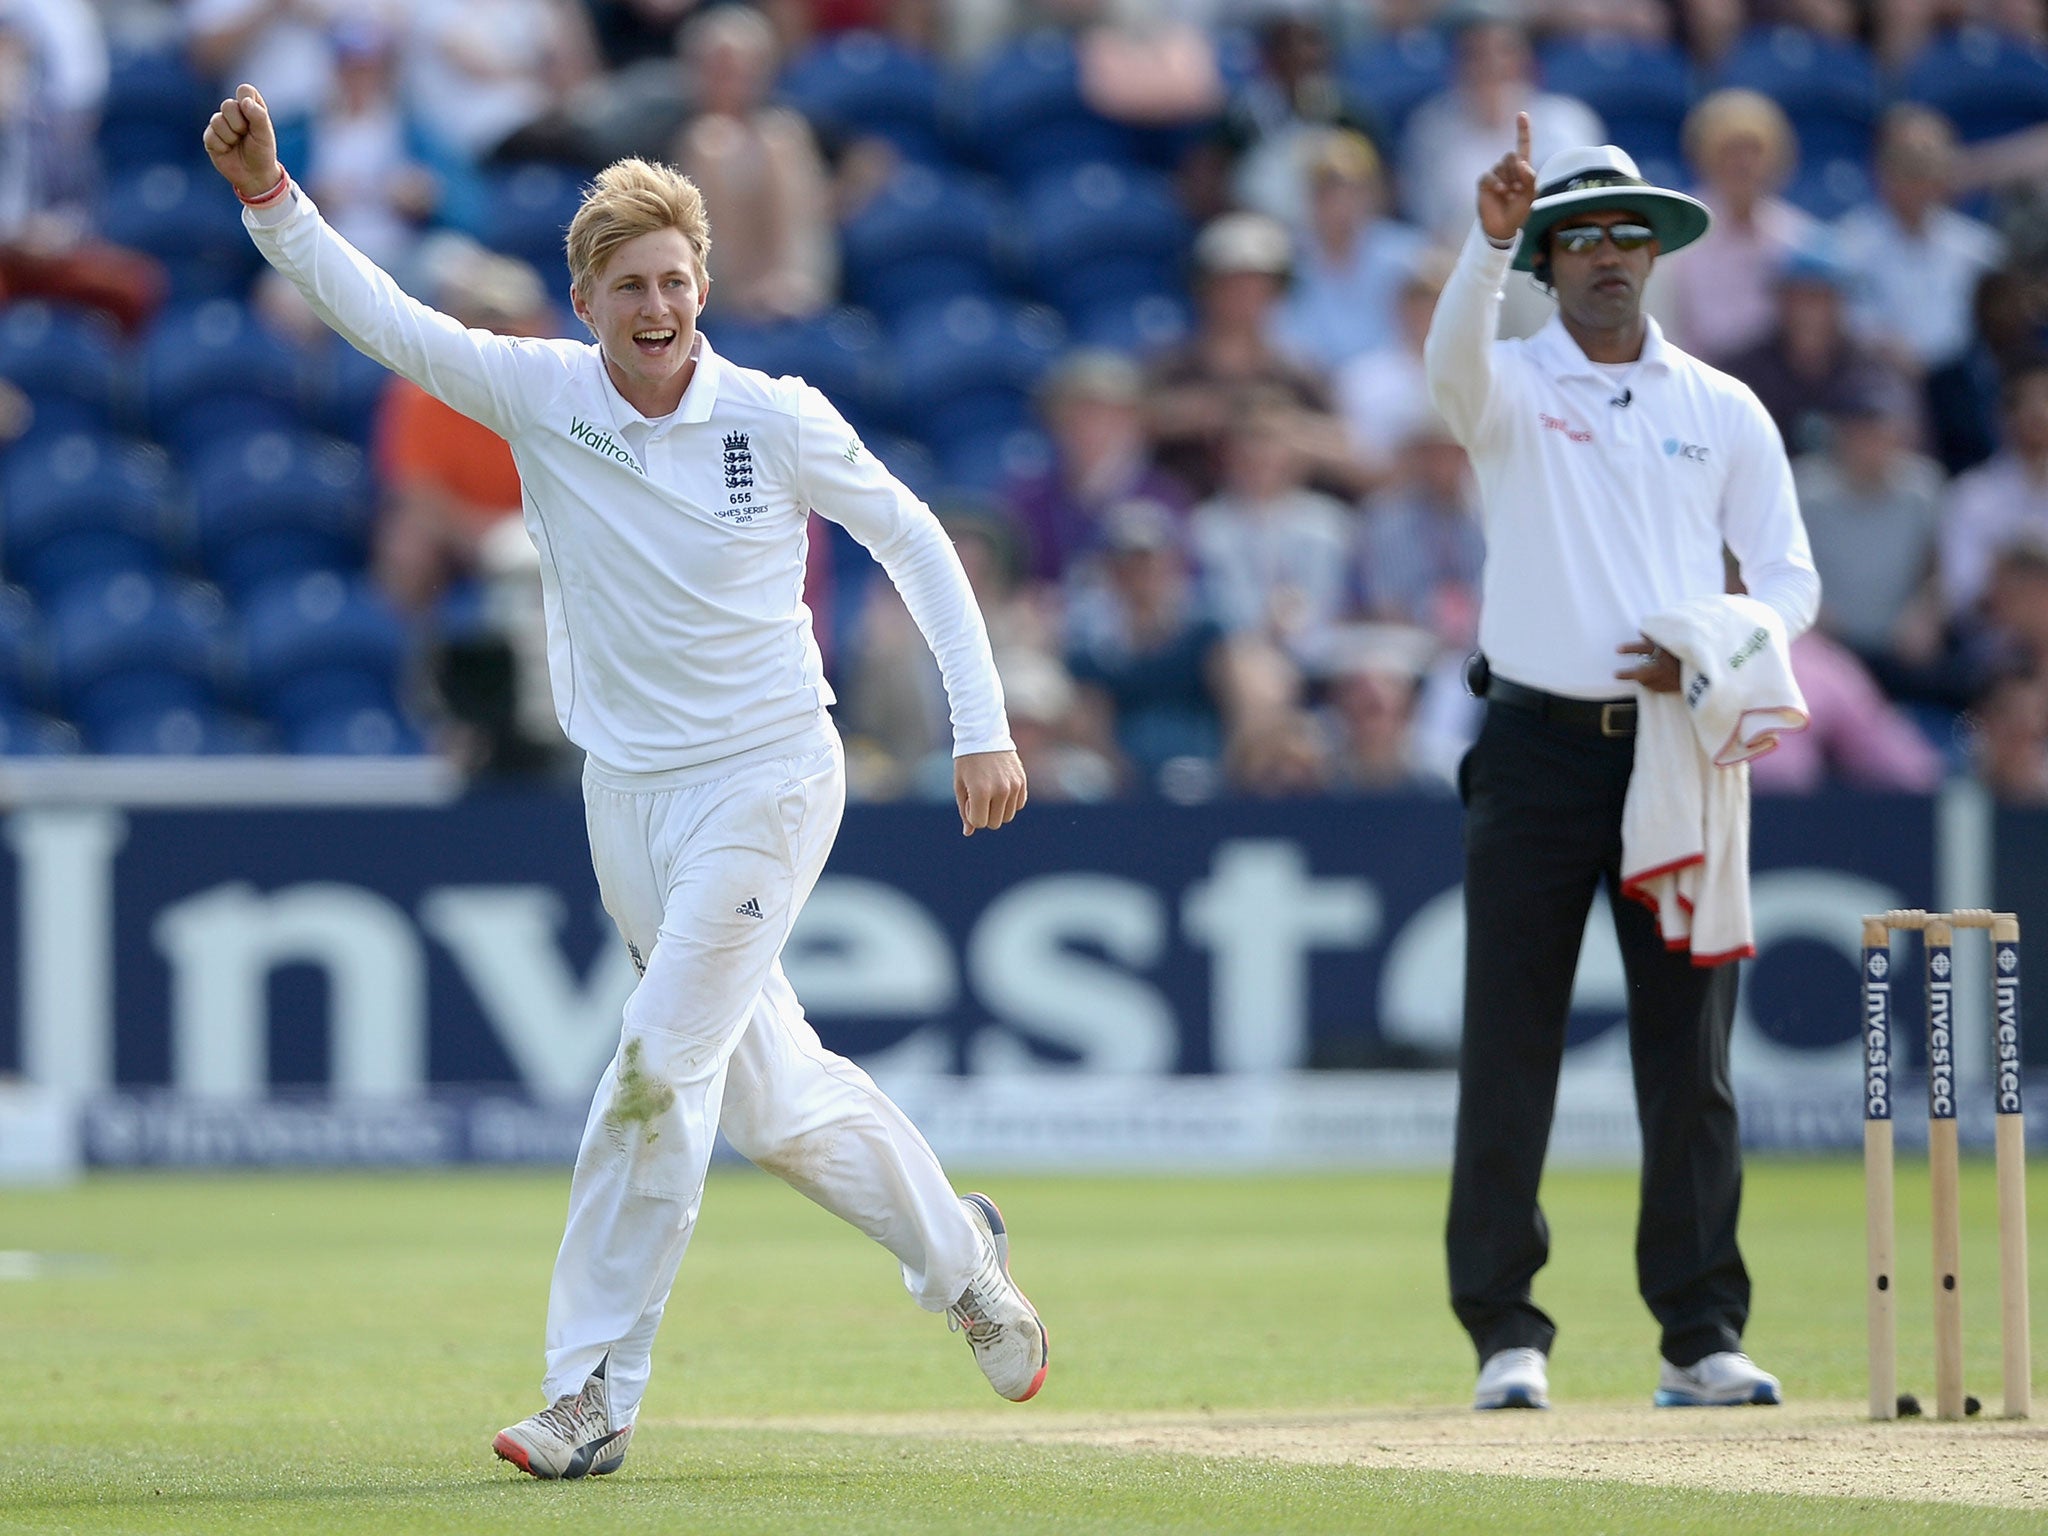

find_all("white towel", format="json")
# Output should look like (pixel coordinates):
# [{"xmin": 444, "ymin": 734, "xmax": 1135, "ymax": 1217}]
[{"xmin": 1620, "ymin": 595, "xmax": 1809, "ymax": 965}]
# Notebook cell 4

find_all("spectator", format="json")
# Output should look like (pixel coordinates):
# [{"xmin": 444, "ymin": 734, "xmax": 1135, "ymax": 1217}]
[
  {"xmin": 1146, "ymin": 211, "xmax": 1361, "ymax": 501},
  {"xmin": 670, "ymin": 5, "xmax": 835, "ymax": 322},
  {"xmin": 1724, "ymin": 246, "xmax": 1898, "ymax": 457},
  {"xmin": 1357, "ymin": 416, "xmax": 1484, "ymax": 648},
  {"xmin": 1274, "ymin": 128, "xmax": 1429, "ymax": 374},
  {"xmin": 1792, "ymin": 366, "xmax": 1951, "ymax": 686},
  {"xmin": 1334, "ymin": 246, "xmax": 1455, "ymax": 486},
  {"xmin": 1938, "ymin": 267, "xmax": 2048, "ymax": 477},
  {"xmin": 1748, "ymin": 630, "xmax": 1946, "ymax": 793},
  {"xmin": 187, "ymin": 0, "xmax": 394, "ymax": 121},
  {"xmin": 1066, "ymin": 499, "xmax": 1230, "ymax": 793},
  {"xmin": 1836, "ymin": 106, "xmax": 2006, "ymax": 382},
  {"xmin": 372, "ymin": 245, "xmax": 555, "ymax": 611},
  {"xmin": 1195, "ymin": 7, "xmax": 1379, "ymax": 231},
  {"xmin": 982, "ymin": 648, "xmax": 1118, "ymax": 802},
  {"xmin": 1318, "ymin": 622, "xmax": 1453, "ymax": 793},
  {"xmin": 1189, "ymin": 391, "xmax": 1354, "ymax": 670},
  {"xmin": 0, "ymin": 11, "xmax": 162, "ymax": 333},
  {"xmin": 1942, "ymin": 360, "xmax": 2048, "ymax": 620},
  {"xmin": 1005, "ymin": 349, "xmax": 1189, "ymax": 587},
  {"xmin": 1982, "ymin": 536, "xmax": 2048, "ymax": 674},
  {"xmin": 1666, "ymin": 88, "xmax": 1819, "ymax": 364},
  {"xmin": 854, "ymin": 511, "xmax": 1070, "ymax": 796},
  {"xmin": 298, "ymin": 19, "xmax": 441, "ymax": 276},
  {"xmin": 1399, "ymin": 0, "xmax": 1603, "ymax": 246},
  {"xmin": 1224, "ymin": 699, "xmax": 1333, "ymax": 796},
  {"xmin": 1970, "ymin": 667, "xmax": 2048, "ymax": 804},
  {"xmin": 402, "ymin": 0, "xmax": 599, "ymax": 166}
]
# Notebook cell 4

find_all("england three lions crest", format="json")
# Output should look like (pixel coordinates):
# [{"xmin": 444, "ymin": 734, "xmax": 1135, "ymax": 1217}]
[{"xmin": 721, "ymin": 430, "xmax": 757, "ymax": 522}]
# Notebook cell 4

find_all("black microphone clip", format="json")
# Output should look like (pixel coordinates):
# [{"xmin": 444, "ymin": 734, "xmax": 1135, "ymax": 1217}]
[{"xmin": 1609, "ymin": 387, "xmax": 1632, "ymax": 408}]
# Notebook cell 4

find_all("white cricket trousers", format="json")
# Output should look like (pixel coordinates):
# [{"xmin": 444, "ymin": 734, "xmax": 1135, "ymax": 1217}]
[{"xmin": 542, "ymin": 725, "xmax": 983, "ymax": 1422}]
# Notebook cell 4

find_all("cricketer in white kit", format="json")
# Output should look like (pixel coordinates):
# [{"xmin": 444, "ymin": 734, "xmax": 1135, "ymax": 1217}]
[{"xmin": 206, "ymin": 86, "xmax": 1049, "ymax": 1479}]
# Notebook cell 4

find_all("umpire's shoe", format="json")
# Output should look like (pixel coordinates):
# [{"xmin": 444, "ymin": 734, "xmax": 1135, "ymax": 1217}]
[
  {"xmin": 493, "ymin": 1354, "xmax": 634, "ymax": 1479},
  {"xmin": 949, "ymin": 1192, "xmax": 1050, "ymax": 1402},
  {"xmin": 1654, "ymin": 1351, "xmax": 1782, "ymax": 1406},
  {"xmin": 1474, "ymin": 1347, "xmax": 1550, "ymax": 1410}
]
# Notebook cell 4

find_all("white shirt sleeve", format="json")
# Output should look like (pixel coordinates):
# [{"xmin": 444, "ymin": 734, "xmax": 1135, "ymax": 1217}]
[
  {"xmin": 243, "ymin": 183, "xmax": 574, "ymax": 438},
  {"xmin": 1425, "ymin": 223, "xmax": 1519, "ymax": 449},
  {"xmin": 791, "ymin": 385, "xmax": 1014, "ymax": 757},
  {"xmin": 1720, "ymin": 387, "xmax": 1821, "ymax": 638}
]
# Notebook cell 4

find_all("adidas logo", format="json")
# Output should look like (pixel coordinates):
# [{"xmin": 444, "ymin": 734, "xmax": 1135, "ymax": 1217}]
[{"xmin": 735, "ymin": 897, "xmax": 764, "ymax": 920}]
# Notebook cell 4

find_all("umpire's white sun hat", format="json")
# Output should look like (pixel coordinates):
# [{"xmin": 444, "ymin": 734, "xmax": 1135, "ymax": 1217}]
[{"xmin": 1512, "ymin": 144, "xmax": 1711, "ymax": 272}]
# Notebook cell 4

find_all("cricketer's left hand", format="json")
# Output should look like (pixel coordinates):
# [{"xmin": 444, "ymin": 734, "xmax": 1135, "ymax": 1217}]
[{"xmin": 955, "ymin": 749, "xmax": 1028, "ymax": 836}]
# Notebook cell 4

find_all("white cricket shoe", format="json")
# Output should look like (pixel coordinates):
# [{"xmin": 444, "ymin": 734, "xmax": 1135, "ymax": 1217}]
[
  {"xmin": 948, "ymin": 1192, "xmax": 1049, "ymax": 1402},
  {"xmin": 1654, "ymin": 1350, "xmax": 1782, "ymax": 1407},
  {"xmin": 493, "ymin": 1355, "xmax": 634, "ymax": 1479},
  {"xmin": 1474, "ymin": 1346, "xmax": 1550, "ymax": 1410}
]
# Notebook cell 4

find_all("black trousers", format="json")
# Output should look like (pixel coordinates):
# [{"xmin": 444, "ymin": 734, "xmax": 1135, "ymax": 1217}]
[{"xmin": 1447, "ymin": 700, "xmax": 1749, "ymax": 1368}]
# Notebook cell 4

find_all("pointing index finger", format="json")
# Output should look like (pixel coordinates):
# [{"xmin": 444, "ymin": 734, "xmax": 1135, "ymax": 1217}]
[{"xmin": 1515, "ymin": 111, "xmax": 1532, "ymax": 171}]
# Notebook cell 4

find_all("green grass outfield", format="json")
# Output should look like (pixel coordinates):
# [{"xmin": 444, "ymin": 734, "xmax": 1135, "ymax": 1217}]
[{"xmin": 2, "ymin": 1161, "xmax": 2044, "ymax": 1534}]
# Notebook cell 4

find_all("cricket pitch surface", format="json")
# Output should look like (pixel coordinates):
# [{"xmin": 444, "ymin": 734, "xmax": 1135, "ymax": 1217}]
[{"xmin": 668, "ymin": 1404, "xmax": 2048, "ymax": 1510}]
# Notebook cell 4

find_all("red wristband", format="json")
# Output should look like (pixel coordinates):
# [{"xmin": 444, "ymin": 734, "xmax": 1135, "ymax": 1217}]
[{"xmin": 237, "ymin": 168, "xmax": 291, "ymax": 208}]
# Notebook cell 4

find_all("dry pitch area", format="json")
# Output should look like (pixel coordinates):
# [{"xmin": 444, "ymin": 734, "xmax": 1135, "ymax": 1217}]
[{"xmin": 676, "ymin": 1404, "xmax": 2048, "ymax": 1511}]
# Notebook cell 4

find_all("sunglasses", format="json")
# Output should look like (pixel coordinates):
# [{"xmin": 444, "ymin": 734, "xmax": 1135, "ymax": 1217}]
[{"xmin": 1551, "ymin": 222, "xmax": 1656, "ymax": 254}]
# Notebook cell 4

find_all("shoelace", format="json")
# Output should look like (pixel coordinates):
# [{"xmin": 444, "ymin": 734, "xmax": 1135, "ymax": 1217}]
[
  {"xmin": 947, "ymin": 1263, "xmax": 1010, "ymax": 1343},
  {"xmin": 528, "ymin": 1382, "xmax": 607, "ymax": 1444}
]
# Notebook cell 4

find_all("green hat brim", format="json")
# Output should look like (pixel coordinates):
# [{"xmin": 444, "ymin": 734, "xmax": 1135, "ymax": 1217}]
[{"xmin": 1511, "ymin": 186, "xmax": 1712, "ymax": 271}]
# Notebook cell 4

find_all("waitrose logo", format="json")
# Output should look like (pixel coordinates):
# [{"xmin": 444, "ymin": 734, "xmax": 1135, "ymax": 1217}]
[{"xmin": 568, "ymin": 418, "xmax": 642, "ymax": 473}]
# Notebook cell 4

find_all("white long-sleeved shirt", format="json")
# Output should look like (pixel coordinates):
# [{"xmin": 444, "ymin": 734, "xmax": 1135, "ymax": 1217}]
[
  {"xmin": 1425, "ymin": 224, "xmax": 1820, "ymax": 699},
  {"xmin": 244, "ymin": 185, "xmax": 1011, "ymax": 774}
]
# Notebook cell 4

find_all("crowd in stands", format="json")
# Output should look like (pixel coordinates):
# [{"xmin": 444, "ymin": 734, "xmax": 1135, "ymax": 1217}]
[{"xmin": 0, "ymin": 0, "xmax": 2046, "ymax": 804}]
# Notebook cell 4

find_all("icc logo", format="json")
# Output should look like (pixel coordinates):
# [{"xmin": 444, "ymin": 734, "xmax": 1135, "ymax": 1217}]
[
  {"xmin": 1931, "ymin": 951, "xmax": 1952, "ymax": 978},
  {"xmin": 2000, "ymin": 948, "xmax": 2018, "ymax": 972},
  {"xmin": 1868, "ymin": 952, "xmax": 1888, "ymax": 978}
]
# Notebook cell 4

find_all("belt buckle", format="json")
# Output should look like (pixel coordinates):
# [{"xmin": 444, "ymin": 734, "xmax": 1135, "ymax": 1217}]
[{"xmin": 1600, "ymin": 701, "xmax": 1635, "ymax": 738}]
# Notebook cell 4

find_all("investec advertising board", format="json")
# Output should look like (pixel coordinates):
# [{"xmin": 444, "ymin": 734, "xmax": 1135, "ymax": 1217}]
[{"xmin": 0, "ymin": 786, "xmax": 2033, "ymax": 1169}]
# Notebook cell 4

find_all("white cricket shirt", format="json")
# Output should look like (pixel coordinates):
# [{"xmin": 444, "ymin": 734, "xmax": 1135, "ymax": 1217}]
[
  {"xmin": 1426, "ymin": 225, "xmax": 1820, "ymax": 699},
  {"xmin": 245, "ymin": 187, "xmax": 1011, "ymax": 774}
]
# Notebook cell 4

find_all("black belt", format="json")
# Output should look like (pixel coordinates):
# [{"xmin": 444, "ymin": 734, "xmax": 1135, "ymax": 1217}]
[{"xmin": 1485, "ymin": 675, "xmax": 1637, "ymax": 737}]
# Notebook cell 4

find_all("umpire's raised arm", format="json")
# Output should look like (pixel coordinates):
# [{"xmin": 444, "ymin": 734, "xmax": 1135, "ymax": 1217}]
[
  {"xmin": 203, "ymin": 84, "xmax": 560, "ymax": 438},
  {"xmin": 1425, "ymin": 111, "xmax": 1535, "ymax": 447}
]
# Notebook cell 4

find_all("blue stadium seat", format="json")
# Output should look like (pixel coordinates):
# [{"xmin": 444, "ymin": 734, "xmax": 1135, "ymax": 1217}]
[
  {"xmin": 779, "ymin": 31, "xmax": 947, "ymax": 163},
  {"xmin": 137, "ymin": 299, "xmax": 305, "ymax": 455},
  {"xmin": 0, "ymin": 704, "xmax": 79, "ymax": 756},
  {"xmin": 478, "ymin": 163, "xmax": 586, "ymax": 288},
  {"xmin": 0, "ymin": 303, "xmax": 124, "ymax": 442},
  {"xmin": 0, "ymin": 586, "xmax": 44, "ymax": 709},
  {"xmin": 1538, "ymin": 37, "xmax": 1692, "ymax": 186},
  {"xmin": 887, "ymin": 297, "xmax": 1065, "ymax": 451},
  {"xmin": 712, "ymin": 307, "xmax": 889, "ymax": 436},
  {"xmin": 1018, "ymin": 162, "xmax": 1192, "ymax": 318},
  {"xmin": 1714, "ymin": 26, "xmax": 1880, "ymax": 200},
  {"xmin": 0, "ymin": 432, "xmax": 176, "ymax": 601},
  {"xmin": 1339, "ymin": 28, "xmax": 1451, "ymax": 144},
  {"xmin": 97, "ymin": 44, "xmax": 218, "ymax": 169},
  {"xmin": 1067, "ymin": 291, "xmax": 1193, "ymax": 356},
  {"xmin": 188, "ymin": 428, "xmax": 374, "ymax": 598},
  {"xmin": 97, "ymin": 44, "xmax": 217, "ymax": 170},
  {"xmin": 94, "ymin": 702, "xmax": 272, "ymax": 756},
  {"xmin": 286, "ymin": 703, "xmax": 427, "ymax": 756},
  {"xmin": 303, "ymin": 338, "xmax": 399, "ymax": 447},
  {"xmin": 47, "ymin": 572, "xmax": 225, "ymax": 741},
  {"xmin": 241, "ymin": 571, "xmax": 410, "ymax": 734},
  {"xmin": 839, "ymin": 164, "xmax": 1006, "ymax": 322},
  {"xmin": 1898, "ymin": 25, "xmax": 2048, "ymax": 143},
  {"xmin": 99, "ymin": 162, "xmax": 262, "ymax": 301},
  {"xmin": 934, "ymin": 424, "xmax": 1053, "ymax": 494},
  {"xmin": 962, "ymin": 32, "xmax": 1137, "ymax": 182}
]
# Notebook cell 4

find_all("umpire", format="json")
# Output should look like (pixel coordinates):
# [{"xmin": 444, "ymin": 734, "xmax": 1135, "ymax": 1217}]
[{"xmin": 1427, "ymin": 115, "xmax": 1819, "ymax": 1410}]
